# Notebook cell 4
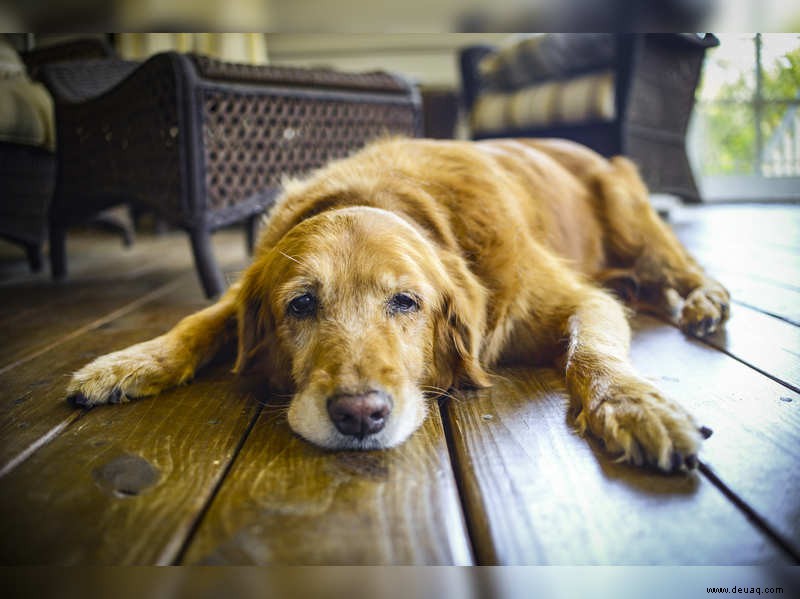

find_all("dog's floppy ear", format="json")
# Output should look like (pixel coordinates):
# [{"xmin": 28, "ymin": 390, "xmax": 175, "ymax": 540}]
[
  {"xmin": 433, "ymin": 253, "xmax": 491, "ymax": 390},
  {"xmin": 233, "ymin": 260, "xmax": 277, "ymax": 377}
]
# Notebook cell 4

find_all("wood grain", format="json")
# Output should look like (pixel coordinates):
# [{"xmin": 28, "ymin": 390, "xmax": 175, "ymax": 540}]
[
  {"xmin": 0, "ymin": 230, "xmax": 246, "ymax": 368},
  {"xmin": 672, "ymin": 207, "xmax": 800, "ymax": 296},
  {"xmin": 630, "ymin": 315, "xmax": 800, "ymax": 557},
  {"xmin": 444, "ymin": 366, "xmax": 792, "ymax": 565},
  {"xmin": 1, "ymin": 204, "xmax": 797, "ymax": 566},
  {"xmin": 694, "ymin": 302, "xmax": 800, "ymax": 393},
  {"xmin": 0, "ymin": 361, "xmax": 260, "ymax": 565},
  {"xmin": 712, "ymin": 271, "xmax": 800, "ymax": 326},
  {"xmin": 671, "ymin": 204, "xmax": 800, "ymax": 255},
  {"xmin": 181, "ymin": 402, "xmax": 473, "ymax": 565},
  {"xmin": 0, "ymin": 277, "xmax": 207, "ymax": 474}
]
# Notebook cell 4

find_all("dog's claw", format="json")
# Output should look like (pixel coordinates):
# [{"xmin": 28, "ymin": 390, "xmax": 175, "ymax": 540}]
[
  {"xmin": 108, "ymin": 388, "xmax": 123, "ymax": 404},
  {"xmin": 67, "ymin": 392, "xmax": 90, "ymax": 408},
  {"xmin": 669, "ymin": 452, "xmax": 680, "ymax": 471},
  {"xmin": 699, "ymin": 425, "xmax": 713, "ymax": 439},
  {"xmin": 686, "ymin": 454, "xmax": 698, "ymax": 469},
  {"xmin": 719, "ymin": 303, "xmax": 730, "ymax": 320}
]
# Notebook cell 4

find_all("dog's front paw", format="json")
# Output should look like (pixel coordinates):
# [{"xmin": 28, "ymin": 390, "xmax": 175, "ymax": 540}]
[
  {"xmin": 67, "ymin": 336, "xmax": 193, "ymax": 408},
  {"xmin": 679, "ymin": 284, "xmax": 730, "ymax": 337},
  {"xmin": 576, "ymin": 377, "xmax": 703, "ymax": 472}
]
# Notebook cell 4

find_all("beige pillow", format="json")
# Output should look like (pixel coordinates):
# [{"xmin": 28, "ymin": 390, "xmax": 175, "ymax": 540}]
[
  {"xmin": 0, "ymin": 38, "xmax": 55, "ymax": 150},
  {"xmin": 0, "ymin": 37, "xmax": 25, "ymax": 79}
]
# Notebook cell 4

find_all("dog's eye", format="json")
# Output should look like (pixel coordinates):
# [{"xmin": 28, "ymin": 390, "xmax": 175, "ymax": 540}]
[
  {"xmin": 288, "ymin": 293, "xmax": 317, "ymax": 318},
  {"xmin": 388, "ymin": 292, "xmax": 419, "ymax": 315}
]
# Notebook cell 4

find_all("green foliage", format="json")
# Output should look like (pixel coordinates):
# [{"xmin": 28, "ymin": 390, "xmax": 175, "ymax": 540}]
[
  {"xmin": 762, "ymin": 47, "xmax": 800, "ymax": 99},
  {"xmin": 698, "ymin": 103, "xmax": 755, "ymax": 175},
  {"xmin": 698, "ymin": 41, "xmax": 800, "ymax": 176}
]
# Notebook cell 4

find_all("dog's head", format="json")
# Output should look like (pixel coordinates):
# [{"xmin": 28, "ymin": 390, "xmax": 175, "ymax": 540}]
[{"xmin": 235, "ymin": 206, "xmax": 489, "ymax": 450}]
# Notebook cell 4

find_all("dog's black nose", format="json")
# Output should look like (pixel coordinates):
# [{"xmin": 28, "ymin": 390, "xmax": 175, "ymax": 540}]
[{"xmin": 327, "ymin": 391, "xmax": 392, "ymax": 438}]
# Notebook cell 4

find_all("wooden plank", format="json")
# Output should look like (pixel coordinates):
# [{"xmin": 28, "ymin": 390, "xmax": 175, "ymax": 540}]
[
  {"xmin": 444, "ymin": 365, "xmax": 792, "ymax": 565},
  {"xmin": 0, "ymin": 228, "xmax": 248, "ymax": 474},
  {"xmin": 711, "ymin": 271, "xmax": 800, "ymax": 326},
  {"xmin": 181, "ymin": 403, "xmax": 473, "ymax": 565},
  {"xmin": 670, "ymin": 209, "xmax": 800, "ymax": 330},
  {"xmin": 0, "ymin": 360, "xmax": 260, "ymax": 565},
  {"xmin": 630, "ymin": 315, "xmax": 800, "ymax": 557},
  {"xmin": 0, "ymin": 230, "xmax": 246, "ymax": 367},
  {"xmin": 0, "ymin": 277, "xmax": 184, "ymax": 370},
  {"xmin": 683, "ymin": 245, "xmax": 800, "ymax": 294},
  {"xmin": 696, "ymin": 302, "xmax": 800, "ymax": 393},
  {"xmin": 0, "ymin": 231, "xmax": 162, "ymax": 292},
  {"xmin": 0, "ymin": 276, "xmax": 206, "ymax": 475},
  {"xmin": 671, "ymin": 204, "xmax": 800, "ymax": 254},
  {"xmin": 0, "ymin": 228, "xmax": 259, "ymax": 565},
  {"xmin": 0, "ymin": 233, "xmax": 118, "ymax": 286}
]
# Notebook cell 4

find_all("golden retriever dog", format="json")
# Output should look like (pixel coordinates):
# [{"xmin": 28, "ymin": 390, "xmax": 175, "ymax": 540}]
[{"xmin": 66, "ymin": 138, "xmax": 729, "ymax": 472}]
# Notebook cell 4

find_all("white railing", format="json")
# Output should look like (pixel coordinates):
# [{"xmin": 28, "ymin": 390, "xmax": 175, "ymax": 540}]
[{"xmin": 761, "ymin": 103, "xmax": 800, "ymax": 177}]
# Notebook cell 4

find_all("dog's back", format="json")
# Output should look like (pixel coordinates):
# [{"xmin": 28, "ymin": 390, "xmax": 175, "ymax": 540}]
[{"xmin": 267, "ymin": 137, "xmax": 613, "ymax": 282}]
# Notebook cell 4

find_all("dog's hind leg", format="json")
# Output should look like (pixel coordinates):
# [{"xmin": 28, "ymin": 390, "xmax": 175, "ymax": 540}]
[
  {"xmin": 594, "ymin": 157, "xmax": 730, "ymax": 336},
  {"xmin": 66, "ymin": 283, "xmax": 240, "ymax": 407}
]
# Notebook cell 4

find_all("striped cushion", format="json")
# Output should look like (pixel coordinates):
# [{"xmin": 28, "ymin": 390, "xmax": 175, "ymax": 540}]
[{"xmin": 471, "ymin": 71, "xmax": 615, "ymax": 134}]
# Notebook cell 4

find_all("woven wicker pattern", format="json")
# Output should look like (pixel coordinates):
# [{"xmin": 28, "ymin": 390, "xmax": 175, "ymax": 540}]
[
  {"xmin": 191, "ymin": 54, "xmax": 410, "ymax": 94},
  {"xmin": 627, "ymin": 133, "xmax": 696, "ymax": 198},
  {"xmin": 201, "ymin": 89, "xmax": 418, "ymax": 210},
  {"xmin": 626, "ymin": 38, "xmax": 703, "ymax": 135},
  {"xmin": 52, "ymin": 55, "xmax": 183, "ymax": 221},
  {"xmin": 0, "ymin": 143, "xmax": 55, "ymax": 243},
  {"xmin": 42, "ymin": 50, "xmax": 421, "ymax": 296}
]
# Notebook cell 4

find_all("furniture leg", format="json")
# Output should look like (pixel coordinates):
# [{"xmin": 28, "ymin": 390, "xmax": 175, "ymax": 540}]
[
  {"xmin": 189, "ymin": 228, "xmax": 225, "ymax": 298},
  {"xmin": 25, "ymin": 242, "xmax": 43, "ymax": 272},
  {"xmin": 246, "ymin": 214, "xmax": 261, "ymax": 255},
  {"xmin": 49, "ymin": 224, "xmax": 67, "ymax": 280}
]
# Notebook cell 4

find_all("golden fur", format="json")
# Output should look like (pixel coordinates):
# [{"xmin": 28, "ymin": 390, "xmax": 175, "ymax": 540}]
[{"xmin": 67, "ymin": 137, "xmax": 729, "ymax": 470}]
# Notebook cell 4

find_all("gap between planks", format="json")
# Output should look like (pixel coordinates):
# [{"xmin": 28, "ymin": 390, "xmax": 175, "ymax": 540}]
[
  {"xmin": 0, "ymin": 278, "xmax": 184, "ymax": 376},
  {"xmin": 169, "ymin": 402, "xmax": 265, "ymax": 565}
]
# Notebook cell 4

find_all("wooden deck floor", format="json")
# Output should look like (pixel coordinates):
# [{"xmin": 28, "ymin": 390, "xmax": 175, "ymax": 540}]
[{"xmin": 0, "ymin": 204, "xmax": 798, "ymax": 565}]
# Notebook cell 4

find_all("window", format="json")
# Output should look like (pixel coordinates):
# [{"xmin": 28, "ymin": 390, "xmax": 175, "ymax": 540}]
[{"xmin": 688, "ymin": 33, "xmax": 800, "ymax": 201}]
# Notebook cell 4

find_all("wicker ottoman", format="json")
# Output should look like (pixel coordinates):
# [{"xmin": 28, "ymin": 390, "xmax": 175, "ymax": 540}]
[{"xmin": 40, "ymin": 53, "xmax": 421, "ymax": 296}]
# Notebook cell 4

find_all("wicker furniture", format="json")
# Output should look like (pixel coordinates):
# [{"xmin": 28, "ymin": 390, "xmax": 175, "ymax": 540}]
[
  {"xmin": 0, "ymin": 143, "xmax": 55, "ymax": 271},
  {"xmin": 0, "ymin": 38, "xmax": 111, "ymax": 272},
  {"xmin": 39, "ymin": 53, "xmax": 421, "ymax": 297},
  {"xmin": 460, "ymin": 34, "xmax": 719, "ymax": 202}
]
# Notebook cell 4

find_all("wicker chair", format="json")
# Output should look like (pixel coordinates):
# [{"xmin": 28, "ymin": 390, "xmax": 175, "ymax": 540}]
[
  {"xmin": 460, "ymin": 34, "xmax": 719, "ymax": 203},
  {"xmin": 39, "ymin": 53, "xmax": 421, "ymax": 297},
  {"xmin": 0, "ymin": 38, "xmax": 112, "ymax": 272}
]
